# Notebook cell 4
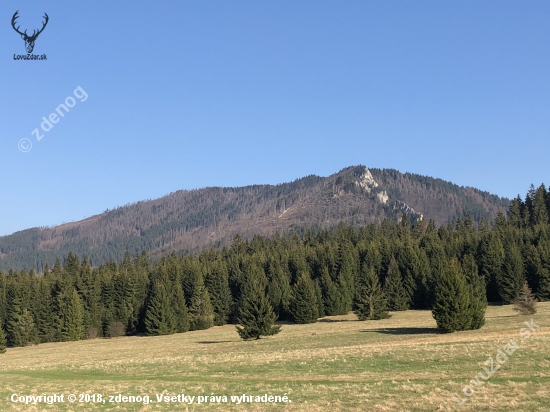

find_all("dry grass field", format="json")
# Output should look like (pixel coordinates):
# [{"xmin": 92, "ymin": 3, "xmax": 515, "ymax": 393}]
[{"xmin": 0, "ymin": 303, "xmax": 548, "ymax": 411}]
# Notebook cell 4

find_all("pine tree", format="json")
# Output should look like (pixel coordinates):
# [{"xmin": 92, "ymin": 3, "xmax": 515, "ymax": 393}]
[
  {"xmin": 499, "ymin": 242, "xmax": 525, "ymax": 304},
  {"xmin": 384, "ymin": 257, "xmax": 408, "ymax": 311},
  {"xmin": 432, "ymin": 259, "xmax": 472, "ymax": 333},
  {"xmin": 189, "ymin": 274, "xmax": 214, "ymax": 331},
  {"xmin": 0, "ymin": 326, "xmax": 6, "ymax": 353},
  {"xmin": 290, "ymin": 272, "xmax": 319, "ymax": 324},
  {"xmin": 236, "ymin": 276, "xmax": 281, "ymax": 340},
  {"xmin": 354, "ymin": 265, "xmax": 390, "ymax": 320},
  {"xmin": 61, "ymin": 289, "xmax": 85, "ymax": 341}
]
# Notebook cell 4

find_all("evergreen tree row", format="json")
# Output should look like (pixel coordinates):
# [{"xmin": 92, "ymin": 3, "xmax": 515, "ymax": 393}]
[{"xmin": 0, "ymin": 183, "xmax": 549, "ymax": 348}]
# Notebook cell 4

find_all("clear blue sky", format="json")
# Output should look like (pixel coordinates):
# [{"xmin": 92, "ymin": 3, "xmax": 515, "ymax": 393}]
[{"xmin": 1, "ymin": 1, "xmax": 549, "ymax": 236}]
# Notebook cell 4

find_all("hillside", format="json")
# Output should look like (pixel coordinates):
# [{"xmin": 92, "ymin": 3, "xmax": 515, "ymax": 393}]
[{"xmin": 0, "ymin": 165, "xmax": 510, "ymax": 271}]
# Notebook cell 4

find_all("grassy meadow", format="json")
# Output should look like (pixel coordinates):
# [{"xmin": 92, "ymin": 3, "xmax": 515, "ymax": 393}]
[{"xmin": 0, "ymin": 303, "xmax": 548, "ymax": 411}]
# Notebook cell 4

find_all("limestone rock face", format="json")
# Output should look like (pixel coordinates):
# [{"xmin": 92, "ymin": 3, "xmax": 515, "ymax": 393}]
[
  {"xmin": 355, "ymin": 168, "xmax": 379, "ymax": 193},
  {"xmin": 354, "ymin": 166, "xmax": 421, "ymax": 221},
  {"xmin": 377, "ymin": 191, "xmax": 389, "ymax": 204}
]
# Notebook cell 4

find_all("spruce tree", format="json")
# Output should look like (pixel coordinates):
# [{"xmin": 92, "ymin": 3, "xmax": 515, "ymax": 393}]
[
  {"xmin": 384, "ymin": 257, "xmax": 408, "ymax": 311},
  {"xmin": 266, "ymin": 260, "xmax": 292, "ymax": 318},
  {"xmin": 536, "ymin": 240, "xmax": 550, "ymax": 301},
  {"xmin": 290, "ymin": 272, "xmax": 319, "ymax": 324},
  {"xmin": 320, "ymin": 267, "xmax": 345, "ymax": 316},
  {"xmin": 204, "ymin": 262, "xmax": 232, "ymax": 326},
  {"xmin": 314, "ymin": 280, "xmax": 325, "ymax": 318},
  {"xmin": 524, "ymin": 244, "xmax": 543, "ymax": 297},
  {"xmin": 478, "ymin": 233, "xmax": 504, "ymax": 302},
  {"xmin": 0, "ymin": 273, "xmax": 6, "ymax": 330},
  {"xmin": 533, "ymin": 184, "xmax": 549, "ymax": 226},
  {"xmin": 354, "ymin": 265, "xmax": 390, "ymax": 320},
  {"xmin": 432, "ymin": 259, "xmax": 472, "ymax": 333},
  {"xmin": 145, "ymin": 280, "xmax": 174, "ymax": 336},
  {"xmin": 11, "ymin": 309, "xmax": 37, "ymax": 346},
  {"xmin": 335, "ymin": 242, "xmax": 355, "ymax": 313},
  {"xmin": 0, "ymin": 326, "xmax": 6, "ymax": 353},
  {"xmin": 171, "ymin": 281, "xmax": 190, "ymax": 333},
  {"xmin": 236, "ymin": 276, "xmax": 281, "ymax": 340},
  {"xmin": 462, "ymin": 254, "xmax": 486, "ymax": 330},
  {"xmin": 500, "ymin": 242, "xmax": 525, "ymax": 304},
  {"xmin": 189, "ymin": 274, "xmax": 214, "ymax": 331},
  {"xmin": 61, "ymin": 289, "xmax": 85, "ymax": 341},
  {"xmin": 395, "ymin": 241, "xmax": 418, "ymax": 307}
]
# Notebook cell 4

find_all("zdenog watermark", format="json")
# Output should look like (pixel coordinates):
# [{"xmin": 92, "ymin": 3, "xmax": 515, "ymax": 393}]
[{"xmin": 18, "ymin": 86, "xmax": 88, "ymax": 153}]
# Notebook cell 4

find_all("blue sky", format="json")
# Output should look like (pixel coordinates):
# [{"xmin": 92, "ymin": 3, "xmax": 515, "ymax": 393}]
[{"xmin": 1, "ymin": 1, "xmax": 549, "ymax": 236}]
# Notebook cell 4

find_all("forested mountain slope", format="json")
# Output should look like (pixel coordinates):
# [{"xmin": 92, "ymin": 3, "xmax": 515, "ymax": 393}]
[{"xmin": 0, "ymin": 166, "xmax": 510, "ymax": 271}]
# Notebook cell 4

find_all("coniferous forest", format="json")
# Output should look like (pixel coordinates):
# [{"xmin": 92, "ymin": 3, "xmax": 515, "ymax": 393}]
[{"xmin": 0, "ymin": 184, "xmax": 549, "ymax": 347}]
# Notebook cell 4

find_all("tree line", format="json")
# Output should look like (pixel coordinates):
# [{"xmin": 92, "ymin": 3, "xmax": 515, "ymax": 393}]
[{"xmin": 0, "ymin": 183, "xmax": 548, "ymax": 351}]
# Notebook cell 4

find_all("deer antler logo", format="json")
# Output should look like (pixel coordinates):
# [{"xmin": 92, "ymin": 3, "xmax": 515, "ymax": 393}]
[{"xmin": 11, "ymin": 11, "xmax": 49, "ymax": 54}]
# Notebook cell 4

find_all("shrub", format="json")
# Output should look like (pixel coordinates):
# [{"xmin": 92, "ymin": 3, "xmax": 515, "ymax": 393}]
[
  {"xmin": 85, "ymin": 327, "xmax": 99, "ymax": 340},
  {"xmin": 107, "ymin": 322, "xmax": 126, "ymax": 338},
  {"xmin": 513, "ymin": 282, "xmax": 537, "ymax": 315}
]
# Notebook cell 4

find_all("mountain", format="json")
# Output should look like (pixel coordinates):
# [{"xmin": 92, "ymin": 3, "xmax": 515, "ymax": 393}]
[{"xmin": 0, "ymin": 166, "xmax": 510, "ymax": 271}]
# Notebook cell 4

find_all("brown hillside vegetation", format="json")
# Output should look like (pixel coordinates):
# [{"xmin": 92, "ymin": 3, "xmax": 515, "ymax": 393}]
[{"xmin": 0, "ymin": 166, "xmax": 509, "ymax": 271}]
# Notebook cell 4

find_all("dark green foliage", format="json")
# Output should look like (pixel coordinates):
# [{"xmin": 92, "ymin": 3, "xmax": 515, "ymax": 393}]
[
  {"xmin": 291, "ymin": 273, "xmax": 319, "ymax": 324},
  {"xmin": 462, "ymin": 254, "xmax": 487, "ymax": 330},
  {"xmin": 189, "ymin": 274, "xmax": 214, "ymax": 331},
  {"xmin": 204, "ymin": 262, "xmax": 232, "ymax": 326},
  {"xmin": 319, "ymin": 266, "xmax": 346, "ymax": 316},
  {"xmin": 395, "ymin": 240, "xmax": 419, "ymax": 307},
  {"xmin": 266, "ymin": 260, "xmax": 291, "ymax": 319},
  {"xmin": 0, "ymin": 326, "xmax": 6, "ymax": 353},
  {"xmin": 478, "ymin": 233, "xmax": 504, "ymax": 302},
  {"xmin": 384, "ymin": 257, "xmax": 408, "ymax": 311},
  {"xmin": 236, "ymin": 276, "xmax": 281, "ymax": 340},
  {"xmin": 171, "ymin": 281, "xmax": 190, "ymax": 333},
  {"xmin": 536, "ymin": 240, "xmax": 550, "ymax": 301},
  {"xmin": 354, "ymin": 265, "xmax": 390, "ymax": 320},
  {"xmin": 500, "ymin": 242, "xmax": 525, "ymax": 304},
  {"xmin": 432, "ymin": 259, "xmax": 473, "ymax": 333},
  {"xmin": 61, "ymin": 289, "xmax": 85, "ymax": 341},
  {"xmin": 144, "ymin": 279, "xmax": 174, "ymax": 336},
  {"xmin": 8, "ymin": 308, "xmax": 37, "ymax": 347},
  {"xmin": 314, "ymin": 280, "xmax": 325, "ymax": 318},
  {"xmin": 335, "ymin": 242, "xmax": 356, "ymax": 311},
  {"xmin": 5, "ymin": 286, "xmax": 33, "ymax": 347}
]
